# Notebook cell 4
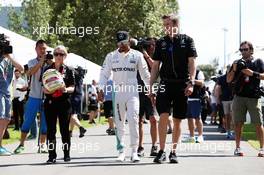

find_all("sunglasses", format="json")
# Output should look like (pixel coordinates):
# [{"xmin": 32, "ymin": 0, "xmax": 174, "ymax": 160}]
[
  {"xmin": 239, "ymin": 48, "xmax": 249, "ymax": 52},
  {"xmin": 54, "ymin": 52, "xmax": 65, "ymax": 57}
]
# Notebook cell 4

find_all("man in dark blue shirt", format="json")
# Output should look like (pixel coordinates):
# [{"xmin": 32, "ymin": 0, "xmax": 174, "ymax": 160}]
[{"xmin": 150, "ymin": 14, "xmax": 197, "ymax": 163}]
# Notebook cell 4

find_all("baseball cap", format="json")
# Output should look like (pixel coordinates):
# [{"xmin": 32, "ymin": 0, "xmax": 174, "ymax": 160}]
[{"xmin": 116, "ymin": 31, "xmax": 129, "ymax": 44}]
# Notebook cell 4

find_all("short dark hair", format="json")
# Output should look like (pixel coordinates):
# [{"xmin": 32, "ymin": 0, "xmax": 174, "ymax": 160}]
[
  {"xmin": 36, "ymin": 39, "xmax": 47, "ymax": 47},
  {"xmin": 162, "ymin": 15, "xmax": 170, "ymax": 20},
  {"xmin": 240, "ymin": 41, "xmax": 254, "ymax": 53},
  {"xmin": 162, "ymin": 14, "xmax": 179, "ymax": 26}
]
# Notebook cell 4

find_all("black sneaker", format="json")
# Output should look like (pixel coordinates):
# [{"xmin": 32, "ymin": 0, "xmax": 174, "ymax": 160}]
[
  {"xmin": 169, "ymin": 152, "xmax": 179, "ymax": 163},
  {"xmin": 106, "ymin": 128, "xmax": 111, "ymax": 134},
  {"xmin": 167, "ymin": 128, "xmax": 172, "ymax": 134},
  {"xmin": 220, "ymin": 128, "xmax": 227, "ymax": 133},
  {"xmin": 79, "ymin": 127, "xmax": 87, "ymax": 138},
  {"xmin": 150, "ymin": 145, "xmax": 158, "ymax": 156},
  {"xmin": 153, "ymin": 150, "xmax": 166, "ymax": 163},
  {"xmin": 64, "ymin": 156, "xmax": 71, "ymax": 162},
  {"xmin": 46, "ymin": 158, "xmax": 56, "ymax": 164},
  {"xmin": 108, "ymin": 129, "xmax": 115, "ymax": 135},
  {"xmin": 137, "ymin": 146, "xmax": 144, "ymax": 157}
]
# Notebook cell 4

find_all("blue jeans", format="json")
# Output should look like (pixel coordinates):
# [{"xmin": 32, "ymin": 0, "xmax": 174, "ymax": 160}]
[
  {"xmin": 29, "ymin": 118, "xmax": 38, "ymax": 137},
  {"xmin": 21, "ymin": 97, "xmax": 47, "ymax": 134}
]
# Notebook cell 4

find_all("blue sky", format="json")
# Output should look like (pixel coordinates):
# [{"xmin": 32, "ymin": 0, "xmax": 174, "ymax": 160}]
[{"xmin": 2, "ymin": 0, "xmax": 264, "ymax": 67}]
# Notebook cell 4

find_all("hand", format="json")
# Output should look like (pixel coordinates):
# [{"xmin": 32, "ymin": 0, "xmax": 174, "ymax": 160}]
[
  {"xmin": 43, "ymin": 87, "xmax": 53, "ymax": 94},
  {"xmin": 148, "ymin": 93, "xmax": 156, "ymax": 107},
  {"xmin": 143, "ymin": 51, "xmax": 150, "ymax": 60},
  {"xmin": 184, "ymin": 84, "xmax": 193, "ymax": 96},
  {"xmin": 39, "ymin": 55, "xmax": 46, "ymax": 64},
  {"xmin": 58, "ymin": 85, "xmax": 66, "ymax": 93}
]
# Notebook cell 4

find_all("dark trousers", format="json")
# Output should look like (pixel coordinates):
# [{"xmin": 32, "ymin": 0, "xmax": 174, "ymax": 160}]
[
  {"xmin": 201, "ymin": 108, "xmax": 208, "ymax": 123},
  {"xmin": 12, "ymin": 98, "xmax": 24, "ymax": 130},
  {"xmin": 44, "ymin": 98, "xmax": 71, "ymax": 159}
]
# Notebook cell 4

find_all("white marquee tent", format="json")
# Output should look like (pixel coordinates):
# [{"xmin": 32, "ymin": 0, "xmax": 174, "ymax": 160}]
[{"xmin": 0, "ymin": 26, "xmax": 101, "ymax": 84}]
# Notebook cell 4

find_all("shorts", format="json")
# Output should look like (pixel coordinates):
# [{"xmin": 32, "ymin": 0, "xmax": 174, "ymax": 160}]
[
  {"xmin": 156, "ymin": 81, "xmax": 187, "ymax": 119},
  {"xmin": 186, "ymin": 100, "xmax": 202, "ymax": 118},
  {"xmin": 211, "ymin": 103, "xmax": 217, "ymax": 112},
  {"xmin": 222, "ymin": 101, "xmax": 232, "ymax": 115},
  {"xmin": 71, "ymin": 97, "xmax": 82, "ymax": 114},
  {"xmin": 139, "ymin": 94, "xmax": 154, "ymax": 120},
  {"xmin": 21, "ymin": 97, "xmax": 47, "ymax": 134},
  {"xmin": 0, "ymin": 93, "xmax": 11, "ymax": 120},
  {"xmin": 89, "ymin": 99, "xmax": 98, "ymax": 111},
  {"xmin": 103, "ymin": 101, "xmax": 113, "ymax": 118},
  {"xmin": 232, "ymin": 95, "xmax": 263, "ymax": 125}
]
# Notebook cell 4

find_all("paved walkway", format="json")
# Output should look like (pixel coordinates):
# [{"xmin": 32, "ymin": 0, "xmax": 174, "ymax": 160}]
[{"xmin": 1, "ymin": 120, "xmax": 263, "ymax": 175}]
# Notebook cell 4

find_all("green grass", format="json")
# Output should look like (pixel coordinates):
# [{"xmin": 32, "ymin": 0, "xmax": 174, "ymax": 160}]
[
  {"xmin": 242, "ymin": 124, "xmax": 259, "ymax": 149},
  {"xmin": 2, "ymin": 128, "xmax": 21, "ymax": 145},
  {"xmin": 80, "ymin": 116, "xmax": 108, "ymax": 128},
  {"xmin": 2, "ymin": 116, "xmax": 107, "ymax": 146}
]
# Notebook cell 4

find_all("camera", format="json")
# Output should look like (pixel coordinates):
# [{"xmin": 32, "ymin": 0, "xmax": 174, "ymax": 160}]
[
  {"xmin": 0, "ymin": 34, "xmax": 13, "ymax": 55},
  {"xmin": 236, "ymin": 59, "xmax": 247, "ymax": 72},
  {"xmin": 45, "ymin": 51, "xmax": 53, "ymax": 60},
  {"xmin": 75, "ymin": 66, "xmax": 87, "ymax": 79},
  {"xmin": 131, "ymin": 38, "xmax": 152, "ymax": 52}
]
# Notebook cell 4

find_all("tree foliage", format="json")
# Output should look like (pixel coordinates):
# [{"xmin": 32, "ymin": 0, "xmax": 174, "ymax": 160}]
[{"xmin": 8, "ymin": 0, "xmax": 178, "ymax": 64}]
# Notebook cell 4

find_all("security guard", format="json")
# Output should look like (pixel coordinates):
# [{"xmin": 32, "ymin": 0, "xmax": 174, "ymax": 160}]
[{"xmin": 150, "ymin": 14, "xmax": 197, "ymax": 164}]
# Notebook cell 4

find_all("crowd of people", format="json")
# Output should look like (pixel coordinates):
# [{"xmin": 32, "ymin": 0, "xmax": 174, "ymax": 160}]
[{"xmin": 0, "ymin": 13, "xmax": 264, "ymax": 164}]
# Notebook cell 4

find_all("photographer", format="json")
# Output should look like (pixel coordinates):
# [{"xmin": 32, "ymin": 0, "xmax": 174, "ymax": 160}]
[
  {"xmin": 131, "ymin": 37, "xmax": 159, "ymax": 157},
  {"xmin": 14, "ymin": 40, "xmax": 51, "ymax": 154},
  {"xmin": 69, "ymin": 66, "xmax": 87, "ymax": 138},
  {"xmin": 227, "ymin": 41, "xmax": 264, "ymax": 157},
  {"xmin": 0, "ymin": 33, "xmax": 23, "ymax": 156}
]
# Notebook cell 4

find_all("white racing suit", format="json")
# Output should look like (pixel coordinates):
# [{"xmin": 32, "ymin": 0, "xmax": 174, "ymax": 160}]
[{"xmin": 99, "ymin": 49, "xmax": 150, "ymax": 152}]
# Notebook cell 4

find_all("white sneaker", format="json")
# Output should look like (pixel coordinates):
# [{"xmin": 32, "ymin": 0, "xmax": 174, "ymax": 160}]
[
  {"xmin": 38, "ymin": 144, "xmax": 48, "ymax": 154},
  {"xmin": 0, "ymin": 147, "xmax": 11, "ymax": 156},
  {"xmin": 117, "ymin": 151, "xmax": 126, "ymax": 162},
  {"xmin": 131, "ymin": 152, "xmax": 140, "ymax": 163},
  {"xmin": 196, "ymin": 136, "xmax": 204, "ymax": 143}
]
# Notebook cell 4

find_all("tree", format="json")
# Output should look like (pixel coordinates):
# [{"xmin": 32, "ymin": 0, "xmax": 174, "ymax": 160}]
[
  {"xmin": 198, "ymin": 64, "xmax": 216, "ymax": 81},
  {"xmin": 198, "ymin": 57, "xmax": 219, "ymax": 81},
  {"xmin": 8, "ymin": 0, "xmax": 179, "ymax": 65}
]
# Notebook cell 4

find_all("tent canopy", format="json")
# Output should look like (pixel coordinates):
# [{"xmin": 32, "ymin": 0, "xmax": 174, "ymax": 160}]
[{"xmin": 0, "ymin": 26, "xmax": 101, "ymax": 84}]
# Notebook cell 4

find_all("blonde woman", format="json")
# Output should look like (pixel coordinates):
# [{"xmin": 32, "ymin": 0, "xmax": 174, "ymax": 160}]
[{"xmin": 43, "ymin": 45, "xmax": 75, "ymax": 164}]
